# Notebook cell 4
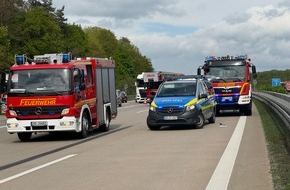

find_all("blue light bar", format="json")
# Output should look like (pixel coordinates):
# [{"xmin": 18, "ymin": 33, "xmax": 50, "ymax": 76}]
[
  {"xmin": 15, "ymin": 55, "xmax": 25, "ymax": 65},
  {"xmin": 62, "ymin": 53, "xmax": 70, "ymax": 63},
  {"xmin": 206, "ymin": 56, "xmax": 217, "ymax": 61},
  {"xmin": 236, "ymin": 55, "xmax": 247, "ymax": 60}
]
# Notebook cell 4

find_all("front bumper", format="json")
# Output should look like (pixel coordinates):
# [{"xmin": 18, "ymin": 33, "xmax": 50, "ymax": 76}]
[
  {"xmin": 147, "ymin": 109, "xmax": 199, "ymax": 127},
  {"xmin": 6, "ymin": 116, "xmax": 80, "ymax": 133}
]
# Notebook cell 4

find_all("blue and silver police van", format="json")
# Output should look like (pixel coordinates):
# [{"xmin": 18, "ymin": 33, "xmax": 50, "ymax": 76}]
[{"xmin": 146, "ymin": 78, "xmax": 216, "ymax": 130}]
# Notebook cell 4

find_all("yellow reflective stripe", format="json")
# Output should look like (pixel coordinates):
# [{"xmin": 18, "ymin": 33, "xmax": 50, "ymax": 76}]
[
  {"xmin": 185, "ymin": 98, "xmax": 198, "ymax": 106},
  {"xmin": 201, "ymin": 103, "xmax": 215, "ymax": 111}
]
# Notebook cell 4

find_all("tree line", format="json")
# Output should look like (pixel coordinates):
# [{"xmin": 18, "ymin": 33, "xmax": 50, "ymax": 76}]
[
  {"xmin": 254, "ymin": 69, "xmax": 290, "ymax": 93},
  {"xmin": 0, "ymin": 0, "xmax": 154, "ymax": 94}
]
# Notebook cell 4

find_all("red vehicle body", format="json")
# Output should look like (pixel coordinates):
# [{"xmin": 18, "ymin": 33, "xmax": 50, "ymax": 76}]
[
  {"xmin": 144, "ymin": 71, "xmax": 184, "ymax": 103},
  {"xmin": 5, "ymin": 53, "xmax": 117, "ymax": 141},
  {"xmin": 198, "ymin": 55, "xmax": 257, "ymax": 115}
]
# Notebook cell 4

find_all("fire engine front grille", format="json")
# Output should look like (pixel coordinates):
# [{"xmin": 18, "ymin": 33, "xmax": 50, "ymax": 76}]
[
  {"xmin": 157, "ymin": 106, "xmax": 184, "ymax": 115},
  {"xmin": 13, "ymin": 106, "xmax": 67, "ymax": 116},
  {"xmin": 214, "ymin": 87, "xmax": 241, "ymax": 94}
]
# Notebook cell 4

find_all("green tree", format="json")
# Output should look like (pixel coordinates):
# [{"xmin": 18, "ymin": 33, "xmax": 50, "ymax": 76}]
[
  {"xmin": 113, "ymin": 37, "xmax": 153, "ymax": 92},
  {"xmin": 84, "ymin": 27, "xmax": 118, "ymax": 57},
  {"xmin": 62, "ymin": 24, "xmax": 89, "ymax": 57},
  {"xmin": 9, "ymin": 7, "xmax": 63, "ymax": 56},
  {"xmin": 0, "ymin": 26, "xmax": 13, "ymax": 70},
  {"xmin": 26, "ymin": 0, "xmax": 55, "ymax": 12},
  {"xmin": 0, "ymin": 0, "xmax": 24, "ymax": 26}
]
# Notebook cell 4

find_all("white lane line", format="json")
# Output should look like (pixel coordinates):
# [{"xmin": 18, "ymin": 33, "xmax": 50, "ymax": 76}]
[
  {"xmin": 206, "ymin": 116, "xmax": 247, "ymax": 190},
  {"xmin": 0, "ymin": 154, "xmax": 77, "ymax": 184},
  {"xmin": 136, "ymin": 109, "xmax": 148, "ymax": 114},
  {"xmin": 0, "ymin": 125, "xmax": 6, "ymax": 129},
  {"xmin": 118, "ymin": 104, "xmax": 147, "ymax": 110}
]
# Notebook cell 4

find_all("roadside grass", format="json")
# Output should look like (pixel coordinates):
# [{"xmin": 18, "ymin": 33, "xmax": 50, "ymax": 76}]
[{"xmin": 254, "ymin": 99, "xmax": 290, "ymax": 190}]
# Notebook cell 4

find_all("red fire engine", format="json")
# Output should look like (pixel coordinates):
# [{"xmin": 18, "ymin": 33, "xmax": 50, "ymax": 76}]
[
  {"xmin": 5, "ymin": 53, "xmax": 117, "ymax": 141},
  {"xmin": 198, "ymin": 55, "xmax": 257, "ymax": 115}
]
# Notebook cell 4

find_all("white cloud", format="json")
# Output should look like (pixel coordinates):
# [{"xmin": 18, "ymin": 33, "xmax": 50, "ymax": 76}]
[{"xmin": 53, "ymin": 0, "xmax": 290, "ymax": 74}]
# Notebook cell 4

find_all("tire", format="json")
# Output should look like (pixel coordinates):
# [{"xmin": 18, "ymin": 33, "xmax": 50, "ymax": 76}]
[
  {"xmin": 17, "ymin": 132, "xmax": 32, "ymax": 142},
  {"xmin": 194, "ymin": 112, "xmax": 205, "ymax": 129},
  {"xmin": 146, "ymin": 117, "xmax": 161, "ymax": 130},
  {"xmin": 77, "ymin": 112, "xmax": 91, "ymax": 138},
  {"xmin": 208, "ymin": 108, "xmax": 216, "ymax": 123},
  {"xmin": 99, "ymin": 110, "xmax": 110, "ymax": 132},
  {"xmin": 241, "ymin": 104, "xmax": 252, "ymax": 116}
]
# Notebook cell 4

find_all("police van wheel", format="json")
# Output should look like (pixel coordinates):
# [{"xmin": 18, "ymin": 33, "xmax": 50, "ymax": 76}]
[
  {"xmin": 147, "ymin": 124, "xmax": 161, "ymax": 130},
  {"xmin": 17, "ymin": 132, "xmax": 32, "ymax": 142},
  {"xmin": 195, "ymin": 113, "xmax": 205, "ymax": 129},
  {"xmin": 208, "ymin": 109, "xmax": 216, "ymax": 123},
  {"xmin": 147, "ymin": 117, "xmax": 161, "ymax": 130}
]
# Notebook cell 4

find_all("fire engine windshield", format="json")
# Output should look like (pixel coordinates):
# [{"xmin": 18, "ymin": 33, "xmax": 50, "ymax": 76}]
[
  {"xmin": 206, "ymin": 65, "xmax": 246, "ymax": 82},
  {"xmin": 8, "ymin": 69, "xmax": 71, "ymax": 95}
]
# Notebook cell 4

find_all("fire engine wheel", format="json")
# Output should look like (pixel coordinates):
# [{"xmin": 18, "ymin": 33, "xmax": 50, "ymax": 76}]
[
  {"xmin": 99, "ymin": 110, "xmax": 110, "ymax": 132},
  {"xmin": 17, "ymin": 132, "xmax": 32, "ymax": 142},
  {"xmin": 194, "ymin": 112, "xmax": 205, "ymax": 129},
  {"xmin": 78, "ymin": 112, "xmax": 91, "ymax": 138}
]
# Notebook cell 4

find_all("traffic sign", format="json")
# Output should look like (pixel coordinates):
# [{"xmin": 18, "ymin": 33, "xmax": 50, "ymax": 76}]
[{"xmin": 272, "ymin": 78, "xmax": 280, "ymax": 87}]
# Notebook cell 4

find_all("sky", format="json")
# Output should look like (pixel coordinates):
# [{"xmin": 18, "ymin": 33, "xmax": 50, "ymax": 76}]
[{"xmin": 53, "ymin": 0, "xmax": 290, "ymax": 74}]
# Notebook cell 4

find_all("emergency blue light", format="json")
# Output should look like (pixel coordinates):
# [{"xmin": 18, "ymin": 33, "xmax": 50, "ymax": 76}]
[
  {"xmin": 206, "ymin": 56, "xmax": 216, "ymax": 61},
  {"xmin": 236, "ymin": 55, "xmax": 247, "ymax": 60},
  {"xmin": 15, "ymin": 55, "xmax": 25, "ymax": 65},
  {"xmin": 62, "ymin": 53, "xmax": 70, "ymax": 63}
]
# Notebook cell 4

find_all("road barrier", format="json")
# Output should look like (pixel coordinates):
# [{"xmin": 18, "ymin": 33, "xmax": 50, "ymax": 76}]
[{"xmin": 253, "ymin": 91, "xmax": 290, "ymax": 131}]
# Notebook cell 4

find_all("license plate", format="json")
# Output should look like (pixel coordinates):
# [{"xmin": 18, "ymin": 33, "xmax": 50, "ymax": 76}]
[
  {"xmin": 222, "ymin": 97, "xmax": 233, "ymax": 101},
  {"xmin": 164, "ymin": 116, "xmax": 178, "ymax": 120},
  {"xmin": 31, "ymin": 121, "xmax": 48, "ymax": 126}
]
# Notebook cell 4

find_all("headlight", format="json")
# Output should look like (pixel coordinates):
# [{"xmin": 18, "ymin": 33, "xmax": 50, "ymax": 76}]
[
  {"xmin": 60, "ymin": 121, "xmax": 74, "ymax": 127},
  {"xmin": 186, "ymin": 104, "xmax": 195, "ymax": 111},
  {"xmin": 7, "ymin": 123, "xmax": 19, "ymax": 128},
  {"xmin": 149, "ymin": 106, "xmax": 157, "ymax": 112}
]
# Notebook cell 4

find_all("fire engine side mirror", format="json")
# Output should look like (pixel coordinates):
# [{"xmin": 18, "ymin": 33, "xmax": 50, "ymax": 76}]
[
  {"xmin": 252, "ymin": 65, "xmax": 257, "ymax": 78},
  {"xmin": 197, "ymin": 68, "xmax": 201, "ymax": 75}
]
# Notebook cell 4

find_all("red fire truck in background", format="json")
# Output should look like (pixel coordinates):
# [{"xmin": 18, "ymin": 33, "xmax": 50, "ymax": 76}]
[
  {"xmin": 144, "ymin": 71, "xmax": 184, "ymax": 103},
  {"xmin": 198, "ymin": 55, "xmax": 257, "ymax": 115},
  {"xmin": 5, "ymin": 53, "xmax": 117, "ymax": 141}
]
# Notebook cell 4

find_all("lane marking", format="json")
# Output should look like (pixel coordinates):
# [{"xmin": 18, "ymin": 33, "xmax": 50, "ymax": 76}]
[
  {"xmin": 118, "ymin": 104, "xmax": 147, "ymax": 110},
  {"xmin": 206, "ymin": 116, "xmax": 247, "ymax": 190},
  {"xmin": 137, "ymin": 109, "xmax": 148, "ymax": 113},
  {"xmin": 0, "ymin": 125, "xmax": 6, "ymax": 129},
  {"xmin": 0, "ymin": 154, "xmax": 77, "ymax": 184}
]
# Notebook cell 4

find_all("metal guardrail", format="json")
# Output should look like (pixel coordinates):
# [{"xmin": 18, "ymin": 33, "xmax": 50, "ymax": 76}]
[{"xmin": 253, "ymin": 91, "xmax": 290, "ymax": 131}]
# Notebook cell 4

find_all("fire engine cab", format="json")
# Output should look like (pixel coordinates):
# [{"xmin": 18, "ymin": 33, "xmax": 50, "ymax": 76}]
[
  {"xmin": 198, "ymin": 55, "xmax": 257, "ymax": 115},
  {"xmin": 5, "ymin": 53, "xmax": 117, "ymax": 141}
]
